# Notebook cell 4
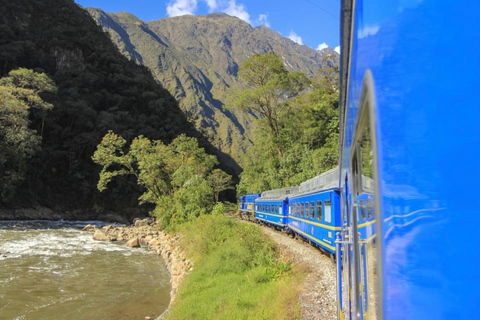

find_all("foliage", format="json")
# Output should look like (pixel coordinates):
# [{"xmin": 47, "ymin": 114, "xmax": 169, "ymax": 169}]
[
  {"xmin": 0, "ymin": 0, "xmax": 230, "ymax": 212},
  {"xmin": 208, "ymin": 169, "xmax": 234, "ymax": 203},
  {"xmin": 228, "ymin": 52, "xmax": 309, "ymax": 156},
  {"xmin": 166, "ymin": 215, "xmax": 302, "ymax": 320},
  {"xmin": 0, "ymin": 68, "xmax": 56, "ymax": 202},
  {"xmin": 92, "ymin": 132, "xmax": 232, "ymax": 228},
  {"xmin": 237, "ymin": 54, "xmax": 340, "ymax": 196}
]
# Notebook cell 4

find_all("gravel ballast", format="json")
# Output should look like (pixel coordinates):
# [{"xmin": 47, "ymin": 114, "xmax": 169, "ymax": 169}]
[{"xmin": 260, "ymin": 227, "xmax": 337, "ymax": 320}]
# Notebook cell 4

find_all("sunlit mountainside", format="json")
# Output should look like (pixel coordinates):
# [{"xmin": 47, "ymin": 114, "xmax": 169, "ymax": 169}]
[{"xmin": 85, "ymin": 8, "xmax": 339, "ymax": 171}]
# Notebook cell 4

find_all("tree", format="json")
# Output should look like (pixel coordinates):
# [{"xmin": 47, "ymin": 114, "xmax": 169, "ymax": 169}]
[
  {"xmin": 228, "ymin": 52, "xmax": 309, "ymax": 156},
  {"xmin": 236, "ymin": 55, "xmax": 340, "ymax": 196},
  {"xmin": 208, "ymin": 168, "xmax": 234, "ymax": 203},
  {"xmin": 0, "ymin": 68, "xmax": 56, "ymax": 202},
  {"xmin": 92, "ymin": 132, "xmax": 230, "ymax": 228}
]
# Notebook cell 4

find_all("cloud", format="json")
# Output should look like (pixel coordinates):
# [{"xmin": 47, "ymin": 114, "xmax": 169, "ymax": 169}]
[
  {"xmin": 334, "ymin": 46, "xmax": 340, "ymax": 54},
  {"xmin": 358, "ymin": 25, "xmax": 379, "ymax": 39},
  {"xmin": 204, "ymin": 0, "xmax": 218, "ymax": 11},
  {"xmin": 257, "ymin": 14, "xmax": 270, "ymax": 28},
  {"xmin": 288, "ymin": 31, "xmax": 303, "ymax": 45},
  {"xmin": 224, "ymin": 0, "xmax": 250, "ymax": 23},
  {"xmin": 316, "ymin": 42, "xmax": 329, "ymax": 51},
  {"xmin": 166, "ymin": 0, "xmax": 252, "ymax": 24},
  {"xmin": 167, "ymin": 0, "xmax": 198, "ymax": 16}
]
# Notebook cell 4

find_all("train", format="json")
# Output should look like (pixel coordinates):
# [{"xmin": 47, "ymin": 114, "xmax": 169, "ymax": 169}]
[
  {"xmin": 241, "ymin": 0, "xmax": 480, "ymax": 319},
  {"xmin": 238, "ymin": 167, "xmax": 375, "ymax": 262}
]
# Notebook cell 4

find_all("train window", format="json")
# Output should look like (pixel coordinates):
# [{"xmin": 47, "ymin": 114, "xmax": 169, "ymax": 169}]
[
  {"xmin": 301, "ymin": 203, "xmax": 304, "ymax": 217},
  {"xmin": 324, "ymin": 200, "xmax": 331, "ymax": 223},
  {"xmin": 361, "ymin": 200, "xmax": 366, "ymax": 221},
  {"xmin": 310, "ymin": 202, "xmax": 315, "ymax": 219},
  {"xmin": 368, "ymin": 199, "xmax": 373, "ymax": 219},
  {"xmin": 305, "ymin": 202, "xmax": 310, "ymax": 219},
  {"xmin": 349, "ymin": 71, "xmax": 379, "ymax": 320},
  {"xmin": 275, "ymin": 204, "xmax": 278, "ymax": 213},
  {"xmin": 317, "ymin": 201, "xmax": 322, "ymax": 221}
]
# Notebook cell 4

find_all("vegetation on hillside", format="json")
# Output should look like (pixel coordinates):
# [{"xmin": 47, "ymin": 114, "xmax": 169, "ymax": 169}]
[
  {"xmin": 86, "ymin": 9, "xmax": 339, "ymax": 171},
  {"xmin": 92, "ymin": 132, "xmax": 233, "ymax": 228},
  {"xmin": 0, "ymin": 0, "xmax": 232, "ymax": 214},
  {"xmin": 0, "ymin": 68, "xmax": 57, "ymax": 201},
  {"xmin": 232, "ymin": 53, "xmax": 340, "ymax": 195},
  {"xmin": 166, "ymin": 214, "xmax": 303, "ymax": 319}
]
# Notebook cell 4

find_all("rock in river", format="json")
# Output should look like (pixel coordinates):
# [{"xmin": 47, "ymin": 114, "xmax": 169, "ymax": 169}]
[{"xmin": 126, "ymin": 238, "xmax": 140, "ymax": 248}]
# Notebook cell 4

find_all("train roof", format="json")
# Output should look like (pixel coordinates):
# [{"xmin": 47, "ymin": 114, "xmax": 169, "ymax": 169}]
[
  {"xmin": 257, "ymin": 186, "xmax": 299, "ymax": 201},
  {"xmin": 295, "ymin": 167, "xmax": 340, "ymax": 195},
  {"xmin": 292, "ymin": 166, "xmax": 374, "ymax": 197}
]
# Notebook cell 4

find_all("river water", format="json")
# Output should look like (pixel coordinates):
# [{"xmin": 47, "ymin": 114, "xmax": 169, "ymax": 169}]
[{"xmin": 0, "ymin": 220, "xmax": 170, "ymax": 320}]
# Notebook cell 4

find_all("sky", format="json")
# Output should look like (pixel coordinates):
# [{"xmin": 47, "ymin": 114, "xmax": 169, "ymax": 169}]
[{"xmin": 75, "ymin": 0, "xmax": 340, "ymax": 52}]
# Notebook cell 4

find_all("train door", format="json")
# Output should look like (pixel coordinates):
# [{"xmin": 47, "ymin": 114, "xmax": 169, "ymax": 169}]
[{"xmin": 338, "ymin": 71, "xmax": 380, "ymax": 320}]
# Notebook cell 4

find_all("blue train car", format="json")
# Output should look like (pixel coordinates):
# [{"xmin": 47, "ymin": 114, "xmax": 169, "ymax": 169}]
[
  {"xmin": 255, "ymin": 187, "xmax": 298, "ymax": 229},
  {"xmin": 287, "ymin": 167, "xmax": 341, "ymax": 256},
  {"xmin": 337, "ymin": 0, "xmax": 480, "ymax": 319},
  {"xmin": 238, "ymin": 193, "xmax": 260, "ymax": 220}
]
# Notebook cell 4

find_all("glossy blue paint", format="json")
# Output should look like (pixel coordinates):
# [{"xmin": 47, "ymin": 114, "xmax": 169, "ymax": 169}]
[
  {"xmin": 239, "ymin": 193, "xmax": 261, "ymax": 214},
  {"xmin": 255, "ymin": 199, "xmax": 288, "ymax": 227},
  {"xmin": 288, "ymin": 189, "xmax": 341, "ymax": 253},
  {"xmin": 341, "ymin": 0, "xmax": 480, "ymax": 318}
]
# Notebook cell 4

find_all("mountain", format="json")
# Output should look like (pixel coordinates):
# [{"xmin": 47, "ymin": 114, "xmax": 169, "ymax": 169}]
[
  {"xmin": 84, "ymin": 9, "xmax": 339, "ymax": 169},
  {"xmin": 0, "ymin": 0, "xmax": 235, "ymax": 217}
]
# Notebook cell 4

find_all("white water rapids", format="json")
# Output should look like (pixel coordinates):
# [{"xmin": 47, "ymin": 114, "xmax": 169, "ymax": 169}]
[{"xmin": 0, "ymin": 220, "xmax": 170, "ymax": 320}]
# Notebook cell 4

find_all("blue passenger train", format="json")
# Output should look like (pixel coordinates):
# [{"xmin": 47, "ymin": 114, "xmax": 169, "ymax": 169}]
[
  {"xmin": 287, "ymin": 167, "xmax": 341, "ymax": 257},
  {"xmin": 238, "ymin": 193, "xmax": 260, "ymax": 220},
  {"xmin": 337, "ymin": 0, "xmax": 480, "ymax": 319},
  {"xmin": 254, "ymin": 187, "xmax": 298, "ymax": 229},
  {"xmin": 239, "ymin": 1, "xmax": 478, "ymax": 319}
]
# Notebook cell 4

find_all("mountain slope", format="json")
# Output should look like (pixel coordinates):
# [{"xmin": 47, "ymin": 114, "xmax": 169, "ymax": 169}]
[
  {"xmin": 84, "ymin": 9, "xmax": 339, "ymax": 168},
  {"xmin": 0, "ymin": 0, "xmax": 234, "ymax": 215}
]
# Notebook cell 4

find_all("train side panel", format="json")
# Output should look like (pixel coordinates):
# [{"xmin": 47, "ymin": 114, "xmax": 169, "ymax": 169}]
[
  {"xmin": 288, "ymin": 189, "xmax": 341, "ymax": 254},
  {"xmin": 340, "ymin": 0, "xmax": 480, "ymax": 319}
]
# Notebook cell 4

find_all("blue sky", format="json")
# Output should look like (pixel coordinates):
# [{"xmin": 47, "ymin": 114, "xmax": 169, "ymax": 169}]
[{"xmin": 75, "ymin": 0, "xmax": 340, "ymax": 51}]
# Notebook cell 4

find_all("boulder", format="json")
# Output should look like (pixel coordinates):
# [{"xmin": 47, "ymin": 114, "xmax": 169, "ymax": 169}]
[
  {"xmin": 93, "ymin": 229, "xmax": 110, "ymax": 241},
  {"xmin": 134, "ymin": 219, "xmax": 148, "ymax": 228},
  {"xmin": 82, "ymin": 224, "xmax": 96, "ymax": 232},
  {"xmin": 126, "ymin": 238, "xmax": 140, "ymax": 248}
]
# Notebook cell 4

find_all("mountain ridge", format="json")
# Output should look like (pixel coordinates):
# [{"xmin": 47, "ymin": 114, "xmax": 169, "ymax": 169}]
[{"xmin": 85, "ymin": 8, "xmax": 339, "ymax": 170}]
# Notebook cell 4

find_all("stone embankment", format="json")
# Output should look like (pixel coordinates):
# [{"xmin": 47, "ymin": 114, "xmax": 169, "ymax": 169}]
[{"xmin": 84, "ymin": 219, "xmax": 192, "ymax": 316}]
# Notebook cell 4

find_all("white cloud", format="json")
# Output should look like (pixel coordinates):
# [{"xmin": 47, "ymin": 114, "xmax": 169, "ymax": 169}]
[
  {"xmin": 204, "ymin": 0, "xmax": 218, "ymax": 11},
  {"xmin": 358, "ymin": 25, "xmax": 379, "ymax": 39},
  {"xmin": 224, "ymin": 0, "xmax": 250, "ymax": 24},
  {"xmin": 166, "ymin": 0, "xmax": 252, "ymax": 24},
  {"xmin": 257, "ymin": 14, "xmax": 270, "ymax": 28},
  {"xmin": 316, "ymin": 42, "xmax": 329, "ymax": 51},
  {"xmin": 167, "ymin": 0, "xmax": 198, "ymax": 16},
  {"xmin": 334, "ymin": 46, "xmax": 340, "ymax": 54},
  {"xmin": 288, "ymin": 31, "xmax": 303, "ymax": 45}
]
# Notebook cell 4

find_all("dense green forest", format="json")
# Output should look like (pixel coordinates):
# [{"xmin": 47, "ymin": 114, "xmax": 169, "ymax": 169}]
[
  {"xmin": 229, "ymin": 53, "xmax": 339, "ymax": 196},
  {"xmin": 0, "ymin": 0, "xmax": 236, "ymax": 217}
]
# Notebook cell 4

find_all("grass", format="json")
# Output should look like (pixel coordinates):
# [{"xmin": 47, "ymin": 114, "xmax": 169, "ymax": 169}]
[{"xmin": 165, "ymin": 214, "xmax": 304, "ymax": 320}]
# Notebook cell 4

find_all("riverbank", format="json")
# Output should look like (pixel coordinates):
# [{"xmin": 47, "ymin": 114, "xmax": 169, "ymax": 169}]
[
  {"xmin": 88, "ymin": 215, "xmax": 335, "ymax": 319},
  {"xmin": 85, "ymin": 219, "xmax": 193, "ymax": 318}
]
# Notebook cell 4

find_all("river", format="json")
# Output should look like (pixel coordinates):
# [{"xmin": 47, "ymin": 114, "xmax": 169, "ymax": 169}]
[{"xmin": 0, "ymin": 220, "xmax": 170, "ymax": 320}]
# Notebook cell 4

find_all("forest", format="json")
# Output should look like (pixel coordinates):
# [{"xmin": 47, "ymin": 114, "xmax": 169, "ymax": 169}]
[
  {"xmin": 0, "ymin": 0, "xmax": 338, "ymax": 223},
  {"xmin": 229, "ymin": 52, "xmax": 339, "ymax": 196},
  {"xmin": 0, "ymin": 0, "xmax": 236, "ymax": 218}
]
